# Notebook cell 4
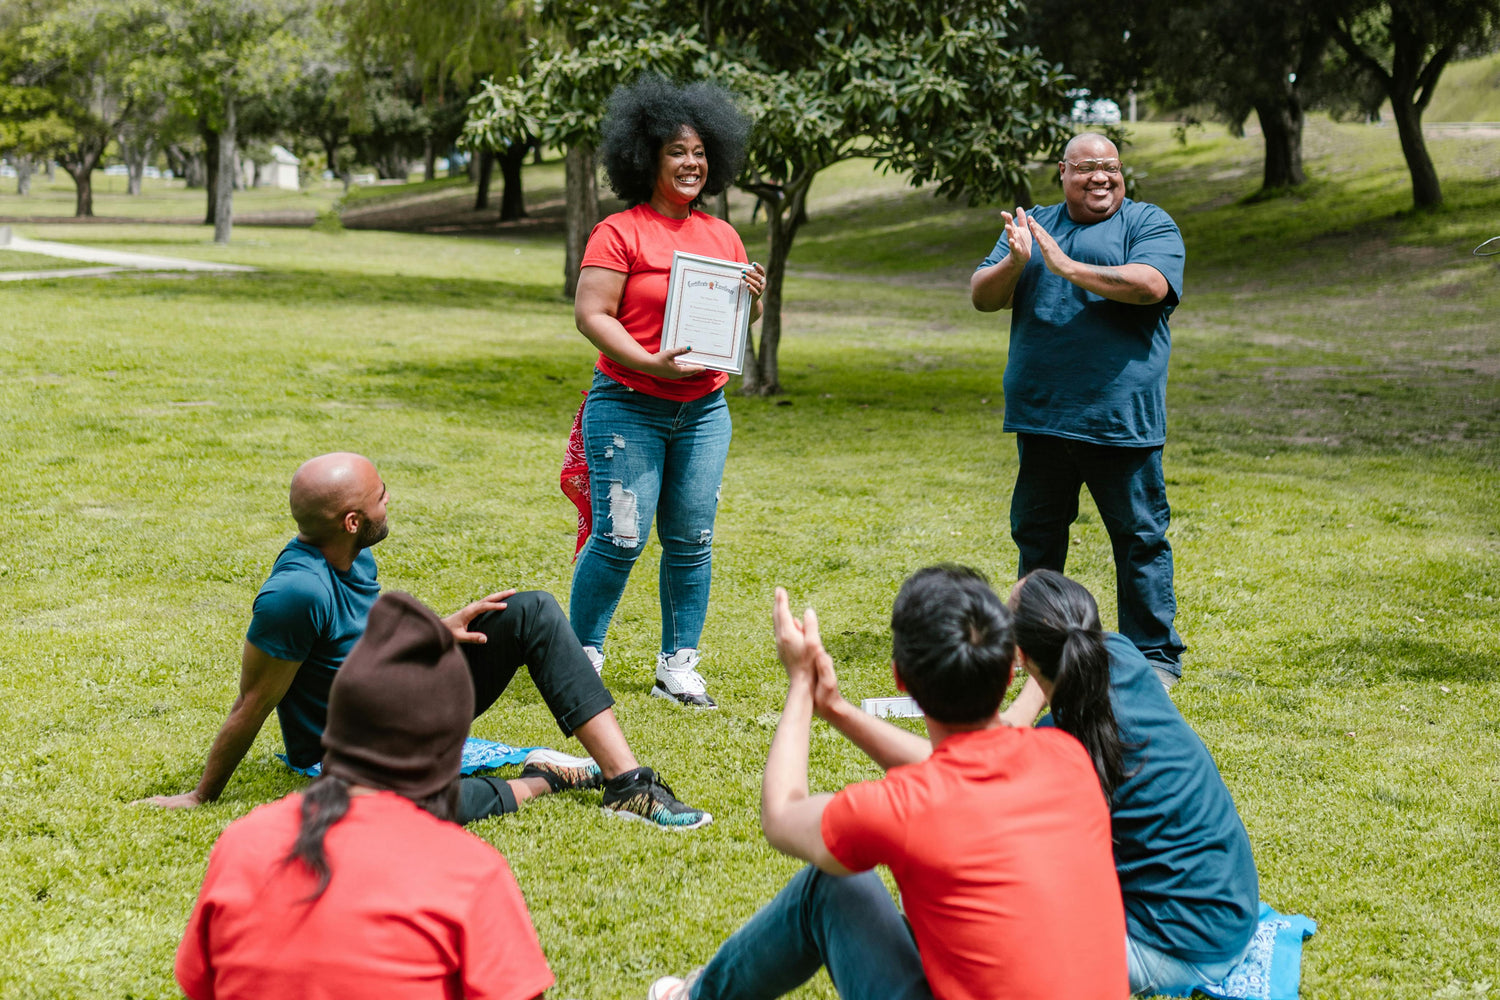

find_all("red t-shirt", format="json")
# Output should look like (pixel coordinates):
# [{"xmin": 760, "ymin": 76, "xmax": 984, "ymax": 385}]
[
  {"xmin": 175, "ymin": 791, "xmax": 554, "ymax": 1000},
  {"xmin": 821, "ymin": 726, "xmax": 1128, "ymax": 1000},
  {"xmin": 580, "ymin": 203, "xmax": 749, "ymax": 401}
]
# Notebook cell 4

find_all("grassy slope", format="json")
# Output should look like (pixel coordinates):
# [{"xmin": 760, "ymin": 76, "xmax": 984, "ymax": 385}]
[
  {"xmin": 1421, "ymin": 51, "xmax": 1500, "ymax": 122},
  {"xmin": 0, "ymin": 117, "xmax": 1496, "ymax": 999}
]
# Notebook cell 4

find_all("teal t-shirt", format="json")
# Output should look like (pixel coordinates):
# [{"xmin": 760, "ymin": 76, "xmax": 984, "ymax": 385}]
[
  {"xmin": 245, "ymin": 539, "xmax": 381, "ymax": 768},
  {"xmin": 1041, "ymin": 633, "xmax": 1258, "ymax": 962},
  {"xmin": 978, "ymin": 199, "xmax": 1185, "ymax": 447}
]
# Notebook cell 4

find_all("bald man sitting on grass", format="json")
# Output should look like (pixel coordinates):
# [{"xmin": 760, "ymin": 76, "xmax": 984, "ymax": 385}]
[{"xmin": 141, "ymin": 452, "xmax": 710, "ymax": 830}]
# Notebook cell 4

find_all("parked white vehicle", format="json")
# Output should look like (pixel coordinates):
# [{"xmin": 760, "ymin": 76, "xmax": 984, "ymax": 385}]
[{"xmin": 1069, "ymin": 90, "xmax": 1123, "ymax": 125}]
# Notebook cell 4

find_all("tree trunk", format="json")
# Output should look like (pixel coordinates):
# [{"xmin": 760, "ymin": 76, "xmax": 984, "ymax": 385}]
[
  {"xmin": 740, "ymin": 174, "xmax": 814, "ymax": 397},
  {"xmin": 16, "ymin": 154, "xmax": 31, "ymax": 196},
  {"xmin": 375, "ymin": 151, "xmax": 407, "ymax": 180},
  {"xmin": 423, "ymin": 136, "xmax": 436, "ymax": 182},
  {"xmin": 498, "ymin": 141, "xmax": 528, "ymax": 221},
  {"xmin": 203, "ymin": 126, "xmax": 220, "ymax": 223},
  {"xmin": 712, "ymin": 190, "xmax": 729, "ymax": 223},
  {"xmin": 475, "ymin": 148, "xmax": 494, "ymax": 210},
  {"xmin": 214, "ymin": 92, "xmax": 236, "ymax": 244},
  {"xmin": 45, "ymin": 159, "xmax": 55, "ymax": 181},
  {"xmin": 1330, "ymin": 9, "xmax": 1448, "ymax": 211},
  {"xmin": 68, "ymin": 159, "xmax": 96, "ymax": 217},
  {"xmin": 1254, "ymin": 95, "xmax": 1305, "ymax": 190},
  {"xmin": 1389, "ymin": 96, "xmax": 1441, "ymax": 209},
  {"xmin": 1015, "ymin": 174, "xmax": 1034, "ymax": 210},
  {"xmin": 563, "ymin": 141, "xmax": 599, "ymax": 298},
  {"xmin": 124, "ymin": 139, "xmax": 151, "ymax": 196}
]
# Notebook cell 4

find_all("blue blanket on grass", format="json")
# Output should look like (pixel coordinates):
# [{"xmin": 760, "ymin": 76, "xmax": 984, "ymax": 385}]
[
  {"xmin": 277, "ymin": 737, "xmax": 542, "ymax": 778},
  {"xmin": 1196, "ymin": 902, "xmax": 1317, "ymax": 1000}
]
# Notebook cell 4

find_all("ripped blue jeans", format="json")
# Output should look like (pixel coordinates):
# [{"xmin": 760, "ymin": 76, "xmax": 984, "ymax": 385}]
[{"xmin": 568, "ymin": 370, "xmax": 731, "ymax": 655}]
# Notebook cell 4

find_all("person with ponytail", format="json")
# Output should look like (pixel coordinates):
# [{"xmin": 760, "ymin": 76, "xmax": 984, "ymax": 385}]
[
  {"xmin": 175, "ymin": 592, "xmax": 554, "ymax": 1000},
  {"xmin": 1003, "ymin": 569, "xmax": 1259, "ymax": 998}
]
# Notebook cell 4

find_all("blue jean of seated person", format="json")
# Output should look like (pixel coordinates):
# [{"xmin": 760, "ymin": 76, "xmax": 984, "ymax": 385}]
[
  {"xmin": 688, "ymin": 866, "xmax": 933, "ymax": 1000},
  {"xmin": 569, "ymin": 369, "xmax": 731, "ymax": 655},
  {"xmin": 1127, "ymin": 933, "xmax": 1251, "ymax": 997}
]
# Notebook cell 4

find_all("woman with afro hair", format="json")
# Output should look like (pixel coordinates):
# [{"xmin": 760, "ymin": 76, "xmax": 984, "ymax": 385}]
[{"xmin": 569, "ymin": 74, "xmax": 763, "ymax": 709}]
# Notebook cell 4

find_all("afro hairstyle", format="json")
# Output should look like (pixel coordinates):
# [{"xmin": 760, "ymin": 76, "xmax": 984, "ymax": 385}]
[{"xmin": 598, "ymin": 73, "xmax": 750, "ymax": 206}]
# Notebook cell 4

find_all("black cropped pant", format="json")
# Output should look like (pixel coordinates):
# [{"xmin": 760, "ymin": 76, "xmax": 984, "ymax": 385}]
[{"xmin": 455, "ymin": 590, "xmax": 613, "ymax": 823}]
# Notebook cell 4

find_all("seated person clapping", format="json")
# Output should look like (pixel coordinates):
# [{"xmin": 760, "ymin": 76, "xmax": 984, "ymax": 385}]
[{"xmin": 649, "ymin": 566, "xmax": 1128, "ymax": 1000}]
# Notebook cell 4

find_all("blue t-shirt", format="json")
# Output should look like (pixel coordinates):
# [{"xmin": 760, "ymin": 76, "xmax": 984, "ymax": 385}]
[
  {"xmin": 1041, "ymin": 633, "xmax": 1258, "ymax": 962},
  {"xmin": 245, "ymin": 539, "xmax": 381, "ymax": 768},
  {"xmin": 978, "ymin": 199, "xmax": 1185, "ymax": 447}
]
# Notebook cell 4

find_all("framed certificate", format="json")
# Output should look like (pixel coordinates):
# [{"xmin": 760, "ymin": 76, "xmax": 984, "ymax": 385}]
[{"xmin": 660, "ymin": 251, "xmax": 753, "ymax": 374}]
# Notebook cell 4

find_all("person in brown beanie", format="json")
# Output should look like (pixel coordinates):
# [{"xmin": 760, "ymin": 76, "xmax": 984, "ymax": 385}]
[
  {"xmin": 175, "ymin": 591, "xmax": 556, "ymax": 1000},
  {"xmin": 144, "ymin": 452, "xmax": 709, "ymax": 829}
]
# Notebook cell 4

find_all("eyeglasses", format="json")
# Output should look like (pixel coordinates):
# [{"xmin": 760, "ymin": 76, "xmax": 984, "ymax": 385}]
[{"xmin": 1064, "ymin": 159, "xmax": 1122, "ymax": 174}]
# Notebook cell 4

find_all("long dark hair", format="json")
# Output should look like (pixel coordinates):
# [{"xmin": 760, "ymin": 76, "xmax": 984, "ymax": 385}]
[
  {"xmin": 284, "ymin": 775, "xmax": 460, "ymax": 901},
  {"xmin": 1011, "ymin": 570, "xmax": 1129, "ymax": 798}
]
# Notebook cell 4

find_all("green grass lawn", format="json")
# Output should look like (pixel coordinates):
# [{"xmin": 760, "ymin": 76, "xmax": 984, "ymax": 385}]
[
  {"xmin": 0, "ymin": 173, "xmax": 346, "ymax": 221},
  {"xmin": 0, "ymin": 116, "xmax": 1496, "ymax": 1000},
  {"xmin": 0, "ymin": 249, "xmax": 92, "ymax": 271}
]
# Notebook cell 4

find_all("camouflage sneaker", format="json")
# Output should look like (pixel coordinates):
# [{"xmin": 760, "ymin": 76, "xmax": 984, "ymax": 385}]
[
  {"xmin": 520, "ymin": 748, "xmax": 603, "ymax": 793},
  {"xmin": 602, "ymin": 766, "xmax": 712, "ymax": 831}
]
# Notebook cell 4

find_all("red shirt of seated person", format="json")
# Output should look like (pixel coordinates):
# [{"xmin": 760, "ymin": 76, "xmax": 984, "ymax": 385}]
[{"xmin": 175, "ymin": 591, "xmax": 553, "ymax": 1000}]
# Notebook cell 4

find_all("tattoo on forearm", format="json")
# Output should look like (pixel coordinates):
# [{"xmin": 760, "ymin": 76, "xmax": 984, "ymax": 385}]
[
  {"xmin": 1081, "ymin": 264, "xmax": 1158, "ymax": 303},
  {"xmin": 1085, "ymin": 264, "xmax": 1131, "ymax": 286}
]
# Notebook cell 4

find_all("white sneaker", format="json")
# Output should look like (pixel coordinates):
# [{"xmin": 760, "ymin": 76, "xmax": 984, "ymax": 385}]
[
  {"xmin": 651, "ymin": 648, "xmax": 716, "ymax": 709},
  {"xmin": 582, "ymin": 645, "xmax": 604, "ymax": 676},
  {"xmin": 647, "ymin": 969, "xmax": 701, "ymax": 1000}
]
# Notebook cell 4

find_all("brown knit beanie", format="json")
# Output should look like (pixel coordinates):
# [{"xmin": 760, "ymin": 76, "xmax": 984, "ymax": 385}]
[{"xmin": 321, "ymin": 591, "xmax": 474, "ymax": 798}]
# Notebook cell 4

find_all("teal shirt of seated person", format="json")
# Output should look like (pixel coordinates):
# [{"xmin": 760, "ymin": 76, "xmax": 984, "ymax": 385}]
[
  {"xmin": 1041, "ymin": 632, "xmax": 1259, "ymax": 963},
  {"xmin": 245, "ymin": 538, "xmax": 381, "ymax": 769}
]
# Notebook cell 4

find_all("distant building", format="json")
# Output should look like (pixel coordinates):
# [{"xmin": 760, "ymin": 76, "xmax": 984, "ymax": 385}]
[{"xmin": 243, "ymin": 146, "xmax": 301, "ymax": 190}]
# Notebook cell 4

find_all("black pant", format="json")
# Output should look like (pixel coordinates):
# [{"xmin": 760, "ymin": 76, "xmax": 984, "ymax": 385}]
[
  {"xmin": 456, "ymin": 590, "xmax": 614, "ymax": 823},
  {"xmin": 1010, "ymin": 433, "xmax": 1186, "ymax": 673}
]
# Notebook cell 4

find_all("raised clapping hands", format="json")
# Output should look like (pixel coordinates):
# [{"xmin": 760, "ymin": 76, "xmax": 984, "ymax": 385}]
[
  {"xmin": 809, "ymin": 644, "xmax": 848, "ymax": 722},
  {"xmin": 772, "ymin": 588, "xmax": 849, "ymax": 720},
  {"xmin": 1022, "ymin": 211, "xmax": 1072, "ymax": 276},
  {"xmin": 441, "ymin": 590, "xmax": 517, "ymax": 643},
  {"xmin": 1000, "ymin": 207, "xmax": 1073, "ymax": 277},
  {"xmin": 1001, "ymin": 207, "xmax": 1034, "ymax": 264},
  {"xmin": 772, "ymin": 587, "xmax": 826, "ymax": 690}
]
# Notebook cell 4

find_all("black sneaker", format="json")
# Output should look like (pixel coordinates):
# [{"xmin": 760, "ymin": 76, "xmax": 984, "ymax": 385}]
[
  {"xmin": 520, "ymin": 748, "xmax": 603, "ymax": 792},
  {"xmin": 602, "ymin": 767, "xmax": 712, "ymax": 831}
]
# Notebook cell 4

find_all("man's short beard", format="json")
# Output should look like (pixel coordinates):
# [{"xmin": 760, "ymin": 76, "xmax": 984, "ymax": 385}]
[{"xmin": 355, "ymin": 518, "xmax": 389, "ymax": 549}]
